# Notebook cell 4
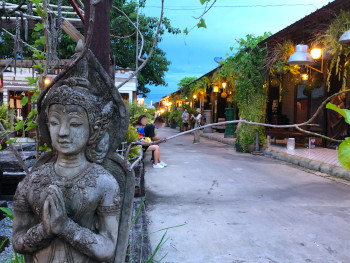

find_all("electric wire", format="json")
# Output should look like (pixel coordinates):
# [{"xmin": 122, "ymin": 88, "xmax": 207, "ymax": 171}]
[{"xmin": 145, "ymin": 4, "xmax": 318, "ymax": 11}]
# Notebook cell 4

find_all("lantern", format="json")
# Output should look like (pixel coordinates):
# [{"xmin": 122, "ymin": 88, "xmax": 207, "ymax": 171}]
[
  {"xmin": 270, "ymin": 78, "xmax": 280, "ymax": 87},
  {"xmin": 339, "ymin": 29, "xmax": 350, "ymax": 45},
  {"xmin": 213, "ymin": 86, "xmax": 219, "ymax": 93},
  {"xmin": 288, "ymin": 44, "xmax": 314, "ymax": 65}
]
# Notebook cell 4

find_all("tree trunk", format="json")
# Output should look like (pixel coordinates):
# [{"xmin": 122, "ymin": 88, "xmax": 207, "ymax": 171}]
[{"xmin": 84, "ymin": 0, "xmax": 112, "ymax": 74}]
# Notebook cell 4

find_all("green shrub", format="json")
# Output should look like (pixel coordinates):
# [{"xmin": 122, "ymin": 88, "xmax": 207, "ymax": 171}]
[
  {"xmin": 127, "ymin": 101, "xmax": 156, "ymax": 126},
  {"xmin": 0, "ymin": 103, "xmax": 14, "ymax": 130},
  {"xmin": 169, "ymin": 110, "xmax": 184, "ymax": 129},
  {"xmin": 160, "ymin": 111, "xmax": 170, "ymax": 121},
  {"xmin": 236, "ymin": 94, "xmax": 266, "ymax": 152},
  {"xmin": 121, "ymin": 125, "xmax": 141, "ymax": 160}
]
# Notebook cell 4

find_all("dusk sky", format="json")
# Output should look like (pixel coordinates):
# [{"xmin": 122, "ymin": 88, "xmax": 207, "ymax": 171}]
[{"xmin": 141, "ymin": 0, "xmax": 332, "ymax": 105}]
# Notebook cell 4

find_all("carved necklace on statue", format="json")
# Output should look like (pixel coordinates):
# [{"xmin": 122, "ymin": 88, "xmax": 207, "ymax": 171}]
[{"xmin": 52, "ymin": 163, "xmax": 92, "ymax": 188}]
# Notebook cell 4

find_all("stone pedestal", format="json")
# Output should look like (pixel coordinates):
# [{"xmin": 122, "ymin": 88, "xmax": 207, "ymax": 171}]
[
  {"xmin": 203, "ymin": 110, "xmax": 213, "ymax": 133},
  {"xmin": 193, "ymin": 130, "xmax": 200, "ymax": 144}
]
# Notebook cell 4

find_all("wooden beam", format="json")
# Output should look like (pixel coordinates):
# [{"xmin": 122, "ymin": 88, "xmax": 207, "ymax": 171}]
[
  {"xmin": 0, "ymin": 16, "xmax": 83, "ymax": 30},
  {"xmin": 0, "ymin": 59, "xmax": 71, "ymax": 68},
  {"xmin": 62, "ymin": 19, "xmax": 85, "ymax": 43}
]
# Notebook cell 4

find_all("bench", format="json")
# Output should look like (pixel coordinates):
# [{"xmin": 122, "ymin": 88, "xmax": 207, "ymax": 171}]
[
  {"xmin": 265, "ymin": 128, "xmax": 312, "ymax": 146},
  {"xmin": 213, "ymin": 118, "xmax": 226, "ymax": 133}
]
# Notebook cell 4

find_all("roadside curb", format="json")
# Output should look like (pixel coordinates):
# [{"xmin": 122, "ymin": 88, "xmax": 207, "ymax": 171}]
[
  {"xmin": 200, "ymin": 133, "xmax": 236, "ymax": 145},
  {"xmin": 265, "ymin": 149, "xmax": 350, "ymax": 181}
]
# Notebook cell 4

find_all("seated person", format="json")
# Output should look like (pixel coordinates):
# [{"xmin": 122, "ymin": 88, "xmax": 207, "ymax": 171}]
[{"xmin": 136, "ymin": 115, "xmax": 167, "ymax": 169}]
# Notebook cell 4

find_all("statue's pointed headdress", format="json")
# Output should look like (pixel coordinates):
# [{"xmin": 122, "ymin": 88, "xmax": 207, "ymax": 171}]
[{"xmin": 39, "ymin": 41, "xmax": 129, "ymax": 161}]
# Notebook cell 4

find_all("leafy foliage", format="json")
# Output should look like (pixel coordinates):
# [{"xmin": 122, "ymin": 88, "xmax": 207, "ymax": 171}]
[
  {"xmin": 0, "ymin": 207, "xmax": 25, "ymax": 262},
  {"xmin": 177, "ymin": 76, "xmax": 197, "ymax": 99},
  {"xmin": 0, "ymin": 0, "xmax": 76, "ymax": 59},
  {"xmin": 0, "ymin": 207, "xmax": 13, "ymax": 220},
  {"xmin": 327, "ymin": 102, "xmax": 350, "ymax": 170},
  {"xmin": 127, "ymin": 101, "xmax": 156, "ymax": 126},
  {"xmin": 168, "ymin": 110, "xmax": 183, "ymax": 128},
  {"xmin": 267, "ymin": 40, "xmax": 300, "ymax": 76},
  {"xmin": 0, "ymin": 104, "xmax": 14, "ymax": 130},
  {"xmin": 220, "ymin": 33, "xmax": 270, "ymax": 151},
  {"xmin": 316, "ymin": 10, "xmax": 350, "ymax": 90},
  {"xmin": 123, "ymin": 125, "xmax": 141, "ymax": 160}
]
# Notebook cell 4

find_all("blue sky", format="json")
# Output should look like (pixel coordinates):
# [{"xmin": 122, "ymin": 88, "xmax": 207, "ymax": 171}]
[{"xmin": 141, "ymin": 0, "xmax": 332, "ymax": 105}]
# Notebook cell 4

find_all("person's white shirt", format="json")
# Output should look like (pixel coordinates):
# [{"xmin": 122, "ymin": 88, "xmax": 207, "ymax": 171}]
[{"xmin": 196, "ymin": 113, "xmax": 202, "ymax": 122}]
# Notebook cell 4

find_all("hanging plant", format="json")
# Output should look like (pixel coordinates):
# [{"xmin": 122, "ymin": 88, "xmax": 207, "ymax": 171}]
[
  {"xmin": 270, "ymin": 78, "xmax": 280, "ymax": 87},
  {"xmin": 303, "ymin": 83, "xmax": 314, "ymax": 96},
  {"xmin": 192, "ymin": 76, "xmax": 211, "ymax": 96},
  {"xmin": 267, "ymin": 40, "xmax": 300, "ymax": 76},
  {"xmin": 316, "ymin": 10, "xmax": 350, "ymax": 91}
]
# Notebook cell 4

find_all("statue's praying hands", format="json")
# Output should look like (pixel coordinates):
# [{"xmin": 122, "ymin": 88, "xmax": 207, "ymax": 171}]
[{"xmin": 42, "ymin": 185, "xmax": 69, "ymax": 236}]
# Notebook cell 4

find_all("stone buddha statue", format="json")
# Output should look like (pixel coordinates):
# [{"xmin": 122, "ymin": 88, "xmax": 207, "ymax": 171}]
[{"xmin": 12, "ymin": 42, "xmax": 133, "ymax": 263}]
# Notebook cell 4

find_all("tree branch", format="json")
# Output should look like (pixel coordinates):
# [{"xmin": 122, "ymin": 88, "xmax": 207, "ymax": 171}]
[
  {"xmin": 0, "ymin": 122, "xmax": 30, "ymax": 174},
  {"xmin": 37, "ymin": 0, "xmax": 96, "ymax": 112},
  {"xmin": 192, "ymin": 0, "xmax": 217, "ymax": 20},
  {"xmin": 115, "ymin": 0, "xmax": 164, "ymax": 90},
  {"xmin": 112, "ymin": 5, "xmax": 144, "ymax": 60},
  {"xmin": 111, "ymin": 31, "xmax": 136, "ymax": 39}
]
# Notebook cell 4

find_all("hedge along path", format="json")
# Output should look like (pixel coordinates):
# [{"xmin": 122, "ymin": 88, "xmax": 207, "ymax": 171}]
[{"xmin": 124, "ymin": 89, "xmax": 350, "ymax": 171}]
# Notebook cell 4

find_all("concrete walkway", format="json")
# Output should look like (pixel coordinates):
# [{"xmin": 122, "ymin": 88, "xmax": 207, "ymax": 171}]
[
  {"xmin": 198, "ymin": 131, "xmax": 350, "ymax": 180},
  {"xmin": 145, "ymin": 127, "xmax": 350, "ymax": 263}
]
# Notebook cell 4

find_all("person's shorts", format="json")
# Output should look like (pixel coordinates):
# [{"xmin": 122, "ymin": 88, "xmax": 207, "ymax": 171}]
[
  {"xmin": 183, "ymin": 122, "xmax": 188, "ymax": 128},
  {"xmin": 142, "ymin": 146, "xmax": 149, "ymax": 152}
]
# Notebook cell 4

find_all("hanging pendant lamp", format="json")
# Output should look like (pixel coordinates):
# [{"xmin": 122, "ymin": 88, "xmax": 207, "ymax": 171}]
[
  {"xmin": 339, "ymin": 30, "xmax": 350, "ymax": 45},
  {"xmin": 287, "ymin": 44, "xmax": 314, "ymax": 65}
]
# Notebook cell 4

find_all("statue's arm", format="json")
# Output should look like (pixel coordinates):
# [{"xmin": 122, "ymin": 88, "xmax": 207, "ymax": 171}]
[
  {"xmin": 58, "ymin": 183, "xmax": 120, "ymax": 261},
  {"xmin": 13, "ymin": 198, "xmax": 54, "ymax": 254},
  {"xmin": 58, "ymin": 213, "xmax": 119, "ymax": 261}
]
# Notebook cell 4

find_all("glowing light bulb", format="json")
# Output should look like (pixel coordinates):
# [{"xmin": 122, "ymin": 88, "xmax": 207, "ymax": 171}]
[
  {"xmin": 44, "ymin": 77, "xmax": 51, "ymax": 86},
  {"xmin": 311, "ymin": 48, "xmax": 322, "ymax": 60},
  {"xmin": 301, "ymin": 74, "xmax": 309, "ymax": 81}
]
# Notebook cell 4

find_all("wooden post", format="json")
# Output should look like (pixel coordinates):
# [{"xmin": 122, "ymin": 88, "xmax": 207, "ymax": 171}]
[{"xmin": 84, "ymin": 0, "xmax": 112, "ymax": 75}]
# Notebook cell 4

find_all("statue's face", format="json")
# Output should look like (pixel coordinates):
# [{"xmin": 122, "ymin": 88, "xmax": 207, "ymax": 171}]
[{"xmin": 48, "ymin": 104, "xmax": 90, "ymax": 156}]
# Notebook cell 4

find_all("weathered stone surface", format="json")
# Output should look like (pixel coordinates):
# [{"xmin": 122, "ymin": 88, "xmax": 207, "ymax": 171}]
[
  {"xmin": 14, "ymin": 143, "xmax": 36, "ymax": 152},
  {"xmin": 12, "ymin": 44, "xmax": 134, "ymax": 263},
  {"xmin": 0, "ymin": 151, "xmax": 36, "ymax": 172},
  {"xmin": 306, "ymin": 160, "xmax": 322, "ymax": 171},
  {"xmin": 319, "ymin": 163, "xmax": 333, "ymax": 174},
  {"xmin": 332, "ymin": 167, "xmax": 350, "ymax": 180}
]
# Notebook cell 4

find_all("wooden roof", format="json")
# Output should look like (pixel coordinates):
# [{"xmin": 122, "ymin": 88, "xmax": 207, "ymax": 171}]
[{"xmin": 260, "ymin": 0, "xmax": 350, "ymax": 46}]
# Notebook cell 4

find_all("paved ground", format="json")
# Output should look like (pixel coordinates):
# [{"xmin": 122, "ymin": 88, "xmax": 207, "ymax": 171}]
[
  {"xmin": 144, "ymin": 127, "xmax": 350, "ymax": 263},
  {"xmin": 268, "ymin": 145, "xmax": 340, "ymax": 167}
]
